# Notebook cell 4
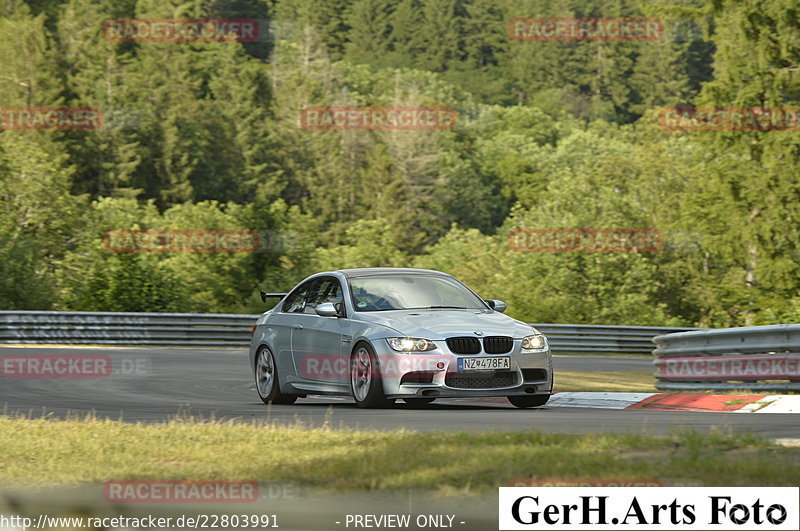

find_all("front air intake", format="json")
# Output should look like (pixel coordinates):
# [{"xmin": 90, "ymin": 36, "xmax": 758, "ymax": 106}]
[
  {"xmin": 522, "ymin": 369, "xmax": 548, "ymax": 382},
  {"xmin": 400, "ymin": 372, "xmax": 436, "ymax": 385}
]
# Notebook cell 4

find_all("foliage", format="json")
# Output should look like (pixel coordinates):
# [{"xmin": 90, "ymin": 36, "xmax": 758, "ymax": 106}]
[{"xmin": 0, "ymin": 0, "xmax": 797, "ymax": 327}]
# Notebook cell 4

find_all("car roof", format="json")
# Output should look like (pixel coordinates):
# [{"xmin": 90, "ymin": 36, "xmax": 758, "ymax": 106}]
[{"xmin": 334, "ymin": 267, "xmax": 452, "ymax": 278}]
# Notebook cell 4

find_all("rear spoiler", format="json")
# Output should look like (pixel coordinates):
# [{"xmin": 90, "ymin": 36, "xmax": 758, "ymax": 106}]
[{"xmin": 260, "ymin": 291, "xmax": 288, "ymax": 303}]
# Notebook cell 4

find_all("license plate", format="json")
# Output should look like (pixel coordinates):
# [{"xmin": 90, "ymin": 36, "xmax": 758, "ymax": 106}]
[{"xmin": 457, "ymin": 357, "xmax": 510, "ymax": 371}]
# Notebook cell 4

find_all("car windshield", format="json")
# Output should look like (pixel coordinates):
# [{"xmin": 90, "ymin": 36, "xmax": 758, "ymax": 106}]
[{"xmin": 348, "ymin": 274, "xmax": 487, "ymax": 312}]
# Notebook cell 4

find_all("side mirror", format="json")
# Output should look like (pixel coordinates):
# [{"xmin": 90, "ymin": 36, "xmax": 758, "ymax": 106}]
[
  {"xmin": 315, "ymin": 302, "xmax": 339, "ymax": 317},
  {"xmin": 485, "ymin": 299, "xmax": 507, "ymax": 313}
]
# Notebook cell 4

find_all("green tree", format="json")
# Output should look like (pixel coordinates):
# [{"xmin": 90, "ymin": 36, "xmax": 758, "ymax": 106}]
[
  {"xmin": 684, "ymin": 0, "xmax": 800, "ymax": 325},
  {"xmin": 0, "ymin": 0, "xmax": 61, "ymax": 106},
  {"xmin": 343, "ymin": 0, "xmax": 395, "ymax": 67},
  {"xmin": 0, "ymin": 132, "xmax": 84, "ymax": 309}
]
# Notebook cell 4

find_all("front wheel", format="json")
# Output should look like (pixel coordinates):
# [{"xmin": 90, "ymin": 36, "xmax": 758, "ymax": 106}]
[
  {"xmin": 508, "ymin": 394, "xmax": 550, "ymax": 408},
  {"xmin": 350, "ymin": 343, "xmax": 393, "ymax": 408},
  {"xmin": 255, "ymin": 347, "xmax": 296, "ymax": 405}
]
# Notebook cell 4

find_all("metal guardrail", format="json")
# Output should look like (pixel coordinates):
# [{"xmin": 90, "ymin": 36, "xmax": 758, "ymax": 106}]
[
  {"xmin": 0, "ymin": 311, "xmax": 259, "ymax": 347},
  {"xmin": 652, "ymin": 324, "xmax": 800, "ymax": 391},
  {"xmin": 0, "ymin": 311, "xmax": 697, "ymax": 354},
  {"xmin": 532, "ymin": 324, "xmax": 698, "ymax": 355}
]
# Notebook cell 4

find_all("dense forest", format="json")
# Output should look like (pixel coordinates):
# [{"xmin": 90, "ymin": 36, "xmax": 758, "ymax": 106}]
[{"xmin": 1, "ymin": 0, "xmax": 799, "ymax": 327}]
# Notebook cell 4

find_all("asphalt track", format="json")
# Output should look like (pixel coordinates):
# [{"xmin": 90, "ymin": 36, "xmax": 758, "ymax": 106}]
[{"xmin": 0, "ymin": 346, "xmax": 797, "ymax": 438}]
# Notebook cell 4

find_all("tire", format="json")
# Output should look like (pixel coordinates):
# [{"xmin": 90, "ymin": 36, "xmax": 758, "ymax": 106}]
[
  {"xmin": 403, "ymin": 398, "xmax": 436, "ymax": 407},
  {"xmin": 255, "ymin": 346, "xmax": 297, "ymax": 405},
  {"xmin": 508, "ymin": 394, "xmax": 550, "ymax": 408},
  {"xmin": 350, "ymin": 342, "xmax": 394, "ymax": 408}
]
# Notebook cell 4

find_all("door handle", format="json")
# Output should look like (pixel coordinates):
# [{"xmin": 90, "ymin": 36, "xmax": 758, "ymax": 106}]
[{"xmin": 293, "ymin": 324, "xmax": 303, "ymax": 330}]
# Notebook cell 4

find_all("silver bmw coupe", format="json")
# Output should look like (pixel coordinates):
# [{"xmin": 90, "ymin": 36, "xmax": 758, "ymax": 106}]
[{"xmin": 250, "ymin": 268, "xmax": 552, "ymax": 408}]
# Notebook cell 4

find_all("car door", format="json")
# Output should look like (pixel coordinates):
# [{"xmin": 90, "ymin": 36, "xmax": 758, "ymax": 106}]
[
  {"xmin": 290, "ymin": 276, "xmax": 349, "ymax": 389},
  {"xmin": 270, "ymin": 279, "xmax": 316, "ymax": 382}
]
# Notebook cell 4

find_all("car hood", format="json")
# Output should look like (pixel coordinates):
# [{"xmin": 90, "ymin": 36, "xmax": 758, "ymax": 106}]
[{"xmin": 354, "ymin": 309, "xmax": 535, "ymax": 339}]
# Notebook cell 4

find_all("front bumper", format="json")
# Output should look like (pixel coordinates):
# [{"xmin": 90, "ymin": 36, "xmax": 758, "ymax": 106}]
[{"xmin": 369, "ymin": 338, "xmax": 553, "ymax": 399}]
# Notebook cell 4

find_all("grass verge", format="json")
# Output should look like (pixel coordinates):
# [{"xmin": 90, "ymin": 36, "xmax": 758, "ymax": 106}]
[
  {"xmin": 0, "ymin": 416, "xmax": 797, "ymax": 493},
  {"xmin": 554, "ymin": 370, "xmax": 800, "ymax": 395},
  {"xmin": 555, "ymin": 370, "xmax": 656, "ymax": 392}
]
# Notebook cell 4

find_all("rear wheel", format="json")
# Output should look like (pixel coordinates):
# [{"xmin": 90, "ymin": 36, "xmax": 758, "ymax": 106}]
[
  {"xmin": 350, "ymin": 343, "xmax": 394, "ymax": 408},
  {"xmin": 508, "ymin": 395, "xmax": 549, "ymax": 408},
  {"xmin": 255, "ymin": 347, "xmax": 296, "ymax": 405}
]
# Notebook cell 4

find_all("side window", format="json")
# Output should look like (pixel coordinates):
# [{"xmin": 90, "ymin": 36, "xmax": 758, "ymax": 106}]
[
  {"xmin": 282, "ymin": 280, "xmax": 317, "ymax": 313},
  {"xmin": 304, "ymin": 277, "xmax": 344, "ymax": 315}
]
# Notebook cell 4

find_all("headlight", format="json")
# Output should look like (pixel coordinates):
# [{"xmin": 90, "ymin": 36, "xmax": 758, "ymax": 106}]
[
  {"xmin": 521, "ymin": 334, "xmax": 547, "ymax": 350},
  {"xmin": 386, "ymin": 337, "xmax": 437, "ymax": 352}
]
